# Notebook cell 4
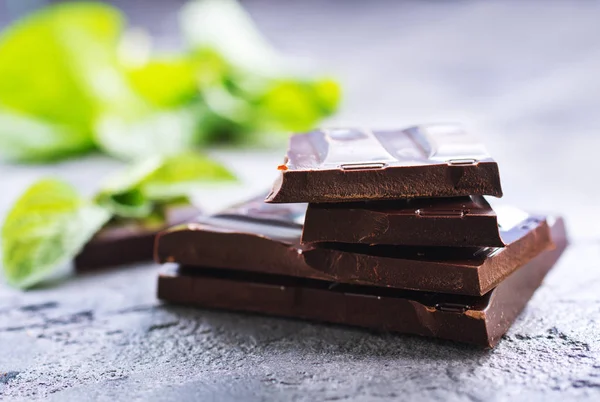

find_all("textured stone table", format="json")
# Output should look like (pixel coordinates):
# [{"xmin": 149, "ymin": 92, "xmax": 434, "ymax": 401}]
[{"xmin": 1, "ymin": 1, "xmax": 600, "ymax": 400}]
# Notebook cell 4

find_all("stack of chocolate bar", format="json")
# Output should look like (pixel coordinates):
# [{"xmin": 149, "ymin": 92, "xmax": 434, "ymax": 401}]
[{"xmin": 155, "ymin": 125, "xmax": 567, "ymax": 347}]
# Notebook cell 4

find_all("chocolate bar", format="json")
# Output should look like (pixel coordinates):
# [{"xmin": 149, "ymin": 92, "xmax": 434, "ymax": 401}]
[
  {"xmin": 265, "ymin": 125, "xmax": 502, "ymax": 204},
  {"xmin": 302, "ymin": 196, "xmax": 506, "ymax": 247},
  {"xmin": 75, "ymin": 203, "xmax": 199, "ymax": 271},
  {"xmin": 218, "ymin": 194, "xmax": 306, "ymax": 227},
  {"xmin": 155, "ymin": 200, "xmax": 552, "ymax": 295},
  {"xmin": 157, "ymin": 217, "xmax": 567, "ymax": 347}
]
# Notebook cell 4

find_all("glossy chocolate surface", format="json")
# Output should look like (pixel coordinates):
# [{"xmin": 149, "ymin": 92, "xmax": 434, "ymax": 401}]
[
  {"xmin": 266, "ymin": 125, "xmax": 503, "ymax": 203},
  {"xmin": 75, "ymin": 204, "xmax": 200, "ymax": 271},
  {"xmin": 155, "ymin": 199, "xmax": 552, "ymax": 295},
  {"xmin": 157, "ymin": 218, "xmax": 567, "ymax": 347},
  {"xmin": 302, "ymin": 196, "xmax": 505, "ymax": 247},
  {"xmin": 218, "ymin": 194, "xmax": 306, "ymax": 227}
]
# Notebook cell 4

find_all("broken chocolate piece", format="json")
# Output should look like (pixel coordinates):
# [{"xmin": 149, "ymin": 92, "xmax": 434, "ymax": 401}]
[
  {"xmin": 155, "ymin": 200, "xmax": 552, "ymax": 295},
  {"xmin": 218, "ymin": 194, "xmax": 306, "ymax": 227},
  {"xmin": 75, "ymin": 203, "xmax": 200, "ymax": 271},
  {"xmin": 265, "ymin": 125, "xmax": 503, "ymax": 203},
  {"xmin": 302, "ymin": 196, "xmax": 505, "ymax": 247},
  {"xmin": 157, "ymin": 217, "xmax": 567, "ymax": 347}
]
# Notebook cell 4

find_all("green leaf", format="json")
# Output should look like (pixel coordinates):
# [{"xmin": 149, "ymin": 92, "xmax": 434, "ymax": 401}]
[
  {"xmin": 0, "ymin": 0, "xmax": 343, "ymax": 161},
  {"xmin": 95, "ymin": 156, "xmax": 162, "ymax": 218},
  {"xmin": 256, "ymin": 78, "xmax": 341, "ymax": 132},
  {"xmin": 141, "ymin": 152, "xmax": 237, "ymax": 200},
  {"xmin": 95, "ymin": 189, "xmax": 154, "ymax": 219},
  {"xmin": 181, "ymin": 0, "xmax": 283, "ymax": 76},
  {"xmin": 0, "ymin": 2, "xmax": 127, "ymax": 161},
  {"xmin": 2, "ymin": 179, "xmax": 111, "ymax": 289},
  {"xmin": 310, "ymin": 78, "xmax": 342, "ymax": 116},
  {"xmin": 94, "ymin": 107, "xmax": 200, "ymax": 161},
  {"xmin": 193, "ymin": 76, "xmax": 341, "ymax": 145},
  {"xmin": 201, "ymin": 83, "xmax": 255, "ymax": 125},
  {"xmin": 125, "ymin": 56, "xmax": 199, "ymax": 108},
  {"xmin": 0, "ymin": 110, "xmax": 95, "ymax": 162},
  {"xmin": 99, "ymin": 157, "xmax": 164, "ymax": 194},
  {"xmin": 96, "ymin": 152, "xmax": 236, "ymax": 218}
]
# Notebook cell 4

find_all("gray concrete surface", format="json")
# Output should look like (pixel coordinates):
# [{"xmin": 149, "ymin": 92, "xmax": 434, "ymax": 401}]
[{"xmin": 1, "ymin": 1, "xmax": 600, "ymax": 401}]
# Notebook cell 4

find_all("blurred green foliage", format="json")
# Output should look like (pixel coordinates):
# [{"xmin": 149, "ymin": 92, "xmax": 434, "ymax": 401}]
[
  {"xmin": 0, "ymin": 0, "xmax": 340, "ymax": 289},
  {"xmin": 0, "ymin": 0, "xmax": 341, "ymax": 163},
  {"xmin": 2, "ymin": 179, "xmax": 112, "ymax": 289},
  {"xmin": 95, "ymin": 151, "xmax": 236, "ymax": 218},
  {"xmin": 2, "ymin": 151, "xmax": 237, "ymax": 289}
]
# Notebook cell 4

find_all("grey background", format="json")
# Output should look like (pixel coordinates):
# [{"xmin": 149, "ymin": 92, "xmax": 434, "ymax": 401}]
[{"xmin": 1, "ymin": 1, "xmax": 599, "ymax": 400}]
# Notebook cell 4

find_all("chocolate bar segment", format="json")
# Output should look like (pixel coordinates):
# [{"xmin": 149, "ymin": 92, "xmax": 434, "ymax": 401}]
[
  {"xmin": 155, "ymin": 201, "xmax": 552, "ymax": 295},
  {"xmin": 157, "ymin": 218, "xmax": 567, "ymax": 347},
  {"xmin": 302, "ymin": 196, "xmax": 505, "ymax": 247},
  {"xmin": 154, "ymin": 214, "xmax": 310, "ymax": 278},
  {"xmin": 266, "ymin": 125, "xmax": 502, "ymax": 203},
  {"xmin": 218, "ymin": 194, "xmax": 306, "ymax": 227},
  {"xmin": 75, "ymin": 203, "xmax": 199, "ymax": 271}
]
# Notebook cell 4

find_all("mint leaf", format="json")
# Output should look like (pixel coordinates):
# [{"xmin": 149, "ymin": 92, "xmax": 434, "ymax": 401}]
[
  {"xmin": 256, "ymin": 78, "xmax": 341, "ymax": 132},
  {"xmin": 193, "ymin": 76, "xmax": 341, "ymax": 145},
  {"xmin": 95, "ymin": 189, "xmax": 154, "ymax": 219},
  {"xmin": 125, "ymin": 56, "xmax": 199, "ymax": 107},
  {"xmin": 95, "ymin": 107, "xmax": 200, "ymax": 161},
  {"xmin": 0, "ymin": 3, "xmax": 126, "ymax": 161},
  {"xmin": 2, "ymin": 179, "xmax": 111, "ymax": 289},
  {"xmin": 180, "ymin": 1, "xmax": 340, "ymax": 144},
  {"xmin": 141, "ymin": 152, "xmax": 237, "ymax": 200},
  {"xmin": 0, "ymin": 1, "xmax": 342, "ymax": 161},
  {"xmin": 96, "ymin": 152, "xmax": 236, "ymax": 218},
  {"xmin": 99, "ymin": 157, "xmax": 164, "ymax": 194},
  {"xmin": 95, "ymin": 156, "xmax": 162, "ymax": 218},
  {"xmin": 0, "ymin": 111, "xmax": 94, "ymax": 162},
  {"xmin": 181, "ymin": 0, "xmax": 283, "ymax": 76}
]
